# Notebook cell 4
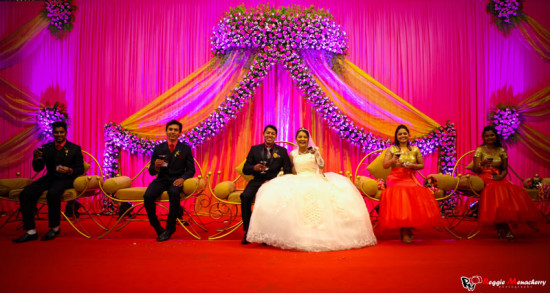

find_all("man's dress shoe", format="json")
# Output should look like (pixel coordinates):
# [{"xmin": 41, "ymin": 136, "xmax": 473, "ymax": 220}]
[
  {"xmin": 157, "ymin": 229, "xmax": 175, "ymax": 242},
  {"xmin": 41, "ymin": 229, "xmax": 60, "ymax": 241},
  {"xmin": 241, "ymin": 233, "xmax": 250, "ymax": 245},
  {"xmin": 154, "ymin": 226, "xmax": 165, "ymax": 238},
  {"xmin": 12, "ymin": 233, "xmax": 38, "ymax": 243}
]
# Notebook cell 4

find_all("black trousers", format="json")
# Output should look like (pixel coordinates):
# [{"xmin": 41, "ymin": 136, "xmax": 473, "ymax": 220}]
[
  {"xmin": 143, "ymin": 177, "xmax": 183, "ymax": 231},
  {"xmin": 240, "ymin": 180, "xmax": 265, "ymax": 232},
  {"xmin": 19, "ymin": 175, "xmax": 73, "ymax": 230}
]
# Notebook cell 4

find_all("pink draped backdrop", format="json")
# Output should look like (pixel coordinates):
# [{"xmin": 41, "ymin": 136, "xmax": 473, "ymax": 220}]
[{"xmin": 1, "ymin": 0, "xmax": 550, "ymax": 189}]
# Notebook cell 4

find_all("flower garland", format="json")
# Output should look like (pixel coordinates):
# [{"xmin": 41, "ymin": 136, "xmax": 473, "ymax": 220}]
[
  {"xmin": 486, "ymin": 0, "xmax": 525, "ymax": 34},
  {"xmin": 211, "ymin": 5, "xmax": 347, "ymax": 56},
  {"xmin": 103, "ymin": 5, "xmax": 457, "ymax": 176},
  {"xmin": 36, "ymin": 102, "xmax": 68, "ymax": 140},
  {"xmin": 103, "ymin": 122, "xmax": 161, "ymax": 177},
  {"xmin": 489, "ymin": 104, "xmax": 521, "ymax": 142},
  {"xmin": 42, "ymin": 0, "xmax": 77, "ymax": 36}
]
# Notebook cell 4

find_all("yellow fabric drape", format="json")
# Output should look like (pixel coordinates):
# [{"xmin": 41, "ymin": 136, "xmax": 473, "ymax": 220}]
[
  {"xmin": 0, "ymin": 127, "xmax": 38, "ymax": 168},
  {"xmin": 0, "ymin": 78, "xmax": 42, "ymax": 168},
  {"xmin": 517, "ymin": 16, "xmax": 550, "ymax": 62},
  {"xmin": 0, "ymin": 77, "xmax": 39, "ymax": 123},
  {"xmin": 120, "ymin": 51, "xmax": 253, "ymax": 138},
  {"xmin": 514, "ymin": 86, "xmax": 550, "ymax": 163},
  {"xmin": 518, "ymin": 125, "xmax": 550, "ymax": 163},
  {"xmin": 0, "ymin": 14, "xmax": 49, "ymax": 69},
  {"xmin": 308, "ymin": 56, "xmax": 440, "ymax": 139},
  {"xmin": 517, "ymin": 86, "xmax": 550, "ymax": 117}
]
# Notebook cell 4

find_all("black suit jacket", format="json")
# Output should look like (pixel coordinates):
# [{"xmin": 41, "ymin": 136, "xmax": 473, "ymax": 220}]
[
  {"xmin": 33, "ymin": 141, "xmax": 85, "ymax": 180},
  {"xmin": 148, "ymin": 141, "xmax": 195, "ymax": 180},
  {"xmin": 243, "ymin": 144, "xmax": 292, "ymax": 182}
]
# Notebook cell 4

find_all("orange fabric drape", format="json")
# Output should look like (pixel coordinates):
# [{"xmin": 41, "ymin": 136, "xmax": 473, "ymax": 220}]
[
  {"xmin": 0, "ymin": 14, "xmax": 49, "ymax": 69},
  {"xmin": 0, "ymin": 78, "xmax": 41, "ymax": 168},
  {"xmin": 515, "ymin": 86, "xmax": 550, "ymax": 163},
  {"xmin": 517, "ymin": 16, "xmax": 550, "ymax": 62}
]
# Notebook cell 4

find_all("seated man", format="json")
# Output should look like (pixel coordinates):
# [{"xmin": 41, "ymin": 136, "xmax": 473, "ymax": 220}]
[
  {"xmin": 240, "ymin": 125, "xmax": 292, "ymax": 244},
  {"xmin": 144, "ymin": 120, "xmax": 195, "ymax": 241},
  {"xmin": 13, "ymin": 121, "xmax": 84, "ymax": 243}
]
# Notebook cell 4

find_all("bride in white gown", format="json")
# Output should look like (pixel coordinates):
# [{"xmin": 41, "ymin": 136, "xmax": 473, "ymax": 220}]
[{"xmin": 246, "ymin": 128, "xmax": 377, "ymax": 251}]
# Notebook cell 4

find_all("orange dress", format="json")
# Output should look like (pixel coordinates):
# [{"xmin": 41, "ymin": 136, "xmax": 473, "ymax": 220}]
[
  {"xmin": 474, "ymin": 147, "xmax": 542, "ymax": 226},
  {"xmin": 378, "ymin": 146, "xmax": 442, "ymax": 230}
]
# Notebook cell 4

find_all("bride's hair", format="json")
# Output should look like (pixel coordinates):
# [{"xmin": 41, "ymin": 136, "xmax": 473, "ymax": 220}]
[{"xmin": 296, "ymin": 128, "xmax": 310, "ymax": 138}]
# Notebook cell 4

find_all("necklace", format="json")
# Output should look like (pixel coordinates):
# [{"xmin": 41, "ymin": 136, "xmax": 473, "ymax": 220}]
[{"xmin": 298, "ymin": 148, "xmax": 309, "ymax": 155}]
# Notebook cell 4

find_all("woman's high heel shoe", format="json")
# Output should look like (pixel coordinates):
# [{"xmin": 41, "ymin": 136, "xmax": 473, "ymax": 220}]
[
  {"xmin": 496, "ymin": 228, "xmax": 504, "ymax": 239},
  {"xmin": 495, "ymin": 223, "xmax": 506, "ymax": 239},
  {"xmin": 407, "ymin": 228, "xmax": 414, "ymax": 241},
  {"xmin": 400, "ymin": 228, "xmax": 412, "ymax": 244},
  {"xmin": 505, "ymin": 231, "xmax": 515, "ymax": 241}
]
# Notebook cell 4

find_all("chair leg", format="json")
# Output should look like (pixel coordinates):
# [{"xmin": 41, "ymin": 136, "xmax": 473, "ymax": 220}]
[
  {"xmin": 60, "ymin": 212, "xmax": 91, "ymax": 239},
  {"xmin": 98, "ymin": 203, "xmax": 140, "ymax": 239},
  {"xmin": 80, "ymin": 205, "xmax": 108, "ymax": 230},
  {"xmin": 0, "ymin": 208, "xmax": 20, "ymax": 230},
  {"xmin": 443, "ymin": 226, "xmax": 462, "ymax": 240},
  {"xmin": 467, "ymin": 229, "xmax": 481, "ymax": 240},
  {"xmin": 208, "ymin": 221, "xmax": 243, "ymax": 240}
]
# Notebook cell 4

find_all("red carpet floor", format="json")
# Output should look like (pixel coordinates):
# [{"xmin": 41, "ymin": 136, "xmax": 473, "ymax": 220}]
[{"xmin": 1, "ymin": 214, "xmax": 549, "ymax": 293}]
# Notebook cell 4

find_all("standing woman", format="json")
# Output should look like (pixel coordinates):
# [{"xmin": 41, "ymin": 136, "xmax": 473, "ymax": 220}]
[
  {"xmin": 378, "ymin": 124, "xmax": 442, "ymax": 243},
  {"xmin": 473, "ymin": 125, "xmax": 542, "ymax": 240}
]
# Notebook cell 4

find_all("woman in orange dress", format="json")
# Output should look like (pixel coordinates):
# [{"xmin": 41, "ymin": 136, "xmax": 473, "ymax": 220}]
[
  {"xmin": 378, "ymin": 125, "xmax": 442, "ymax": 243},
  {"xmin": 473, "ymin": 125, "xmax": 542, "ymax": 241}
]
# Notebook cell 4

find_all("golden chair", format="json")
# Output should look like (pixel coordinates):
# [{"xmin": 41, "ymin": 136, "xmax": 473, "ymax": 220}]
[
  {"xmin": 451, "ymin": 150, "xmax": 547, "ymax": 239},
  {"xmin": 97, "ymin": 158, "xmax": 206, "ymax": 239},
  {"xmin": 353, "ymin": 149, "xmax": 462, "ymax": 239},
  {"xmin": 206, "ymin": 141, "xmax": 296, "ymax": 240},
  {"xmin": 0, "ymin": 151, "xmax": 104, "ymax": 238}
]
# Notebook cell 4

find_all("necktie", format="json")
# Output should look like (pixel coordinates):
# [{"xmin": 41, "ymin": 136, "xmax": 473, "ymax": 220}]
[
  {"xmin": 265, "ymin": 147, "xmax": 272, "ymax": 159},
  {"xmin": 169, "ymin": 143, "xmax": 175, "ymax": 153}
]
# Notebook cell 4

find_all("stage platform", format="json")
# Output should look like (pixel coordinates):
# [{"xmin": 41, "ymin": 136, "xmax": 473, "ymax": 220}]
[{"xmin": 1, "ymin": 214, "xmax": 549, "ymax": 292}]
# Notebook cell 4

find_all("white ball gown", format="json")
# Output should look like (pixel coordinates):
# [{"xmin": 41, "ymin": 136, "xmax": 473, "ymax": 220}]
[{"xmin": 246, "ymin": 149, "xmax": 377, "ymax": 251}]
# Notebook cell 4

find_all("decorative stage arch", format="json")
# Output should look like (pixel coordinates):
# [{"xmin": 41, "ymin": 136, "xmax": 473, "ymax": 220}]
[{"xmin": 102, "ymin": 5, "xmax": 457, "ymax": 177}]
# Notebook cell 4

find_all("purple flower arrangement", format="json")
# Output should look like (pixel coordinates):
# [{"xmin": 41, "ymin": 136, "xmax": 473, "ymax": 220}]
[
  {"xmin": 490, "ymin": 105, "xmax": 521, "ymax": 141},
  {"xmin": 102, "ymin": 5, "xmax": 457, "ymax": 176},
  {"xmin": 487, "ymin": 0, "xmax": 524, "ymax": 33},
  {"xmin": 36, "ymin": 102, "xmax": 68, "ymax": 140},
  {"xmin": 42, "ymin": 0, "xmax": 77, "ymax": 36}
]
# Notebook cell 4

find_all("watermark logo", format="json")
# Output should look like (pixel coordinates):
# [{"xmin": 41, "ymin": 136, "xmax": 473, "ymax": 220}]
[
  {"xmin": 461, "ymin": 276, "xmax": 482, "ymax": 291},
  {"xmin": 461, "ymin": 276, "xmax": 547, "ymax": 291}
]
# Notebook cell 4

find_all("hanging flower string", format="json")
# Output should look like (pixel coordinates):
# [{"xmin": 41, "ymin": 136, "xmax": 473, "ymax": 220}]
[
  {"xmin": 36, "ymin": 102, "xmax": 68, "ymax": 140},
  {"xmin": 103, "ymin": 5, "xmax": 457, "ymax": 176},
  {"xmin": 42, "ymin": 0, "xmax": 77, "ymax": 36}
]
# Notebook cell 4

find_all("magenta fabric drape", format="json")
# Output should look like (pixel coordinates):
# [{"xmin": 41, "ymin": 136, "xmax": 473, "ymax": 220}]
[{"xmin": 1, "ymin": 0, "xmax": 550, "ymax": 187}]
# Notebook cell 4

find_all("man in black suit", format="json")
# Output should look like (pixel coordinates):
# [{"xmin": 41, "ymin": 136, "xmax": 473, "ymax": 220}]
[
  {"xmin": 144, "ymin": 120, "xmax": 195, "ymax": 241},
  {"xmin": 241, "ymin": 125, "xmax": 292, "ymax": 244},
  {"xmin": 13, "ymin": 121, "xmax": 84, "ymax": 243}
]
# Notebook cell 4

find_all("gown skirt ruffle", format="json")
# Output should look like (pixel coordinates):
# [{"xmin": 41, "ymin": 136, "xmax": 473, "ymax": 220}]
[
  {"xmin": 378, "ymin": 168, "xmax": 442, "ymax": 230},
  {"xmin": 246, "ymin": 172, "xmax": 377, "ymax": 252},
  {"xmin": 478, "ymin": 170, "xmax": 543, "ymax": 226}
]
